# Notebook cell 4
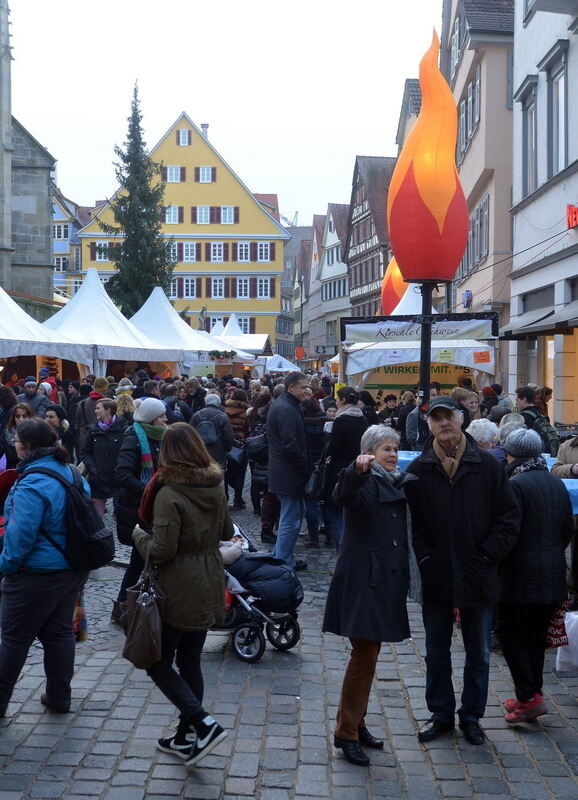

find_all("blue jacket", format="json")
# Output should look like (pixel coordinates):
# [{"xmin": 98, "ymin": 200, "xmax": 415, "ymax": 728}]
[{"xmin": 0, "ymin": 454, "xmax": 90, "ymax": 574}]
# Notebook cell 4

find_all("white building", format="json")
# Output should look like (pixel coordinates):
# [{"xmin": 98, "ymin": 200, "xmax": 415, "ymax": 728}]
[{"xmin": 318, "ymin": 203, "xmax": 350, "ymax": 360}]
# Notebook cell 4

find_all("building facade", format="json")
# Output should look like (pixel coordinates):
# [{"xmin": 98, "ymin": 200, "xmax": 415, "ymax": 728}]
[
  {"xmin": 504, "ymin": 0, "xmax": 578, "ymax": 423},
  {"xmin": 302, "ymin": 214, "xmax": 327, "ymax": 369},
  {"xmin": 277, "ymin": 225, "xmax": 312, "ymax": 358},
  {"xmin": 317, "ymin": 203, "xmax": 350, "ymax": 359},
  {"xmin": 52, "ymin": 187, "xmax": 91, "ymax": 297},
  {"xmin": 78, "ymin": 114, "xmax": 289, "ymax": 339}
]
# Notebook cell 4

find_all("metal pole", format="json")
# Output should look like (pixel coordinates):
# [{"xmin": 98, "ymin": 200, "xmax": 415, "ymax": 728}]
[{"xmin": 419, "ymin": 281, "xmax": 434, "ymax": 405}]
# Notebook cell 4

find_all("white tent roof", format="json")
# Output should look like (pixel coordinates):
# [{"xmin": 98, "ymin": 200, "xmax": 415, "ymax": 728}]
[
  {"xmin": 210, "ymin": 320, "xmax": 225, "ymax": 336},
  {"xmin": 265, "ymin": 354, "xmax": 299, "ymax": 372},
  {"xmin": 344, "ymin": 339, "xmax": 495, "ymax": 375},
  {"xmin": 220, "ymin": 313, "xmax": 269, "ymax": 355},
  {"xmin": 0, "ymin": 286, "xmax": 92, "ymax": 363},
  {"xmin": 43, "ymin": 269, "xmax": 183, "ymax": 362}
]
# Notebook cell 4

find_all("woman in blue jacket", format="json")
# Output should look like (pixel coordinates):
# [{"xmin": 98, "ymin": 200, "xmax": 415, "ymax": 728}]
[{"xmin": 0, "ymin": 419, "xmax": 89, "ymax": 718}]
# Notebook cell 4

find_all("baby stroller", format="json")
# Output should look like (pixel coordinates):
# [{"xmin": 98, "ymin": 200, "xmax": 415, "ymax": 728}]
[{"xmin": 213, "ymin": 526, "xmax": 304, "ymax": 662}]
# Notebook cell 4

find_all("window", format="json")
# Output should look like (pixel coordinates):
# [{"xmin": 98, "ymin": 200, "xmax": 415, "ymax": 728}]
[
  {"xmin": 328, "ymin": 219, "xmax": 335, "ymax": 233},
  {"xmin": 183, "ymin": 242, "xmax": 197, "ymax": 262},
  {"xmin": 450, "ymin": 16, "xmax": 461, "ymax": 79},
  {"xmin": 550, "ymin": 61, "xmax": 566, "ymax": 176},
  {"xmin": 53, "ymin": 256, "xmax": 69, "ymax": 271},
  {"xmin": 257, "ymin": 242, "xmax": 270, "ymax": 262},
  {"xmin": 199, "ymin": 166, "xmax": 212, "ymax": 183},
  {"xmin": 178, "ymin": 129, "xmax": 191, "ymax": 146},
  {"xmin": 100, "ymin": 276, "xmax": 109, "ymax": 285},
  {"xmin": 457, "ymin": 194, "xmax": 490, "ymax": 279},
  {"xmin": 212, "ymin": 278, "xmax": 224, "ymax": 298},
  {"xmin": 95, "ymin": 243, "xmax": 109, "ymax": 262},
  {"xmin": 168, "ymin": 279, "xmax": 178, "ymax": 298},
  {"xmin": 257, "ymin": 277, "xmax": 270, "ymax": 298},
  {"xmin": 237, "ymin": 316, "xmax": 250, "ymax": 334},
  {"xmin": 211, "ymin": 242, "xmax": 224, "ymax": 262},
  {"xmin": 221, "ymin": 206, "xmax": 234, "ymax": 224},
  {"xmin": 197, "ymin": 206, "xmax": 210, "ymax": 224},
  {"xmin": 73, "ymin": 279, "xmax": 83, "ymax": 295},
  {"xmin": 169, "ymin": 242, "xmax": 178, "ymax": 261},
  {"xmin": 523, "ymin": 93, "xmax": 537, "ymax": 196},
  {"xmin": 167, "ymin": 165, "xmax": 182, "ymax": 182},
  {"xmin": 237, "ymin": 277, "xmax": 249, "ymax": 298},
  {"xmin": 53, "ymin": 223, "xmax": 69, "ymax": 239},
  {"xmin": 74, "ymin": 248, "xmax": 81, "ymax": 269},
  {"xmin": 237, "ymin": 242, "xmax": 250, "ymax": 262},
  {"xmin": 165, "ymin": 205, "xmax": 179, "ymax": 224},
  {"xmin": 327, "ymin": 248, "xmax": 334, "ymax": 266},
  {"xmin": 183, "ymin": 278, "xmax": 196, "ymax": 299}
]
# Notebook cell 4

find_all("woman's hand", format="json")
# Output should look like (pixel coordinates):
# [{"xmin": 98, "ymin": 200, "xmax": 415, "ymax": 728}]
[{"xmin": 355, "ymin": 454, "xmax": 375, "ymax": 474}]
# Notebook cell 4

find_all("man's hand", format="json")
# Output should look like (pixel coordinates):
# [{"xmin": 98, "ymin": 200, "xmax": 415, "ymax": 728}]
[
  {"xmin": 355, "ymin": 454, "xmax": 375, "ymax": 474},
  {"xmin": 571, "ymin": 463, "xmax": 578, "ymax": 477}
]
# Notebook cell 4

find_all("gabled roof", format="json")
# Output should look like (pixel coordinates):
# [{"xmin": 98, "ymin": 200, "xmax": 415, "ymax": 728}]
[
  {"xmin": 346, "ymin": 156, "xmax": 397, "ymax": 256},
  {"xmin": 396, "ymin": 79, "xmax": 422, "ymax": 146},
  {"xmin": 463, "ymin": 0, "xmax": 514, "ymax": 34},
  {"xmin": 52, "ymin": 185, "xmax": 93, "ymax": 229},
  {"xmin": 327, "ymin": 203, "xmax": 349, "ymax": 243},
  {"xmin": 254, "ymin": 193, "xmax": 281, "ymax": 222},
  {"xmin": 11, "ymin": 117, "xmax": 56, "ymax": 168}
]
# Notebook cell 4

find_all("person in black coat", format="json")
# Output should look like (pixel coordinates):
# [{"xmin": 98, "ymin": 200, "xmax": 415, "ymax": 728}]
[
  {"xmin": 394, "ymin": 392, "xmax": 416, "ymax": 450},
  {"xmin": 496, "ymin": 428, "xmax": 573, "ymax": 725},
  {"xmin": 358, "ymin": 391, "xmax": 379, "ymax": 426},
  {"xmin": 185, "ymin": 378, "xmax": 207, "ymax": 414},
  {"xmin": 404, "ymin": 395, "xmax": 520, "ymax": 746},
  {"xmin": 323, "ymin": 425, "xmax": 415, "ymax": 766},
  {"xmin": 267, "ymin": 372, "xmax": 309, "ymax": 570},
  {"xmin": 326, "ymin": 387, "xmax": 368, "ymax": 550},
  {"xmin": 79, "ymin": 398, "xmax": 129, "ymax": 517},
  {"xmin": 163, "ymin": 384, "xmax": 192, "ymax": 422},
  {"xmin": 191, "ymin": 394, "xmax": 234, "ymax": 469},
  {"xmin": 302, "ymin": 397, "xmax": 327, "ymax": 548}
]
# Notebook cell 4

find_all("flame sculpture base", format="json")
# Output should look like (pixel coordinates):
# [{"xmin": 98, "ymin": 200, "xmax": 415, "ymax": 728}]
[{"xmin": 418, "ymin": 282, "xmax": 436, "ymax": 406}]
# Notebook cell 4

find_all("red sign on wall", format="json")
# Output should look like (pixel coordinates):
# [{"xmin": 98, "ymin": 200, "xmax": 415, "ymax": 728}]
[{"xmin": 567, "ymin": 204, "xmax": 578, "ymax": 229}]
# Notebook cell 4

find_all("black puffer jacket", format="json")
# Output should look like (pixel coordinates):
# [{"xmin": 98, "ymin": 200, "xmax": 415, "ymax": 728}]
[
  {"xmin": 326, "ymin": 410, "xmax": 368, "ymax": 495},
  {"xmin": 80, "ymin": 417, "xmax": 129, "ymax": 499},
  {"xmin": 114, "ymin": 426, "xmax": 163, "ymax": 544},
  {"xmin": 499, "ymin": 460, "xmax": 573, "ymax": 604}
]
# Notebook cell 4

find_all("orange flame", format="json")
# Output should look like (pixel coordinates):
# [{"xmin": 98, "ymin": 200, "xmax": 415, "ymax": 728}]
[
  {"xmin": 386, "ymin": 31, "xmax": 468, "ymax": 283},
  {"xmin": 381, "ymin": 256, "xmax": 406, "ymax": 314}
]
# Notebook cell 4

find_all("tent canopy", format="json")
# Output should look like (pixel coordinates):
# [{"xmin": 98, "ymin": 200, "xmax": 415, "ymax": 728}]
[
  {"xmin": 264, "ymin": 354, "xmax": 299, "ymax": 372},
  {"xmin": 44, "ymin": 270, "xmax": 183, "ymax": 363},
  {"xmin": 343, "ymin": 339, "xmax": 495, "ymax": 375},
  {"xmin": 219, "ymin": 313, "xmax": 270, "ymax": 355},
  {"xmin": 0, "ymin": 285, "xmax": 92, "ymax": 364}
]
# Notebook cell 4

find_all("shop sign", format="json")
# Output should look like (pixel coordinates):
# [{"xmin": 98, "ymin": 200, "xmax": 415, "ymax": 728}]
[
  {"xmin": 437, "ymin": 349, "xmax": 455, "ymax": 362},
  {"xmin": 567, "ymin": 204, "xmax": 578, "ymax": 229}
]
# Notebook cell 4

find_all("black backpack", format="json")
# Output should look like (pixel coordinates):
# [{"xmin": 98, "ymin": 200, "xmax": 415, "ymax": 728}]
[
  {"xmin": 523, "ymin": 408, "xmax": 560, "ymax": 457},
  {"xmin": 24, "ymin": 465, "xmax": 115, "ymax": 570},
  {"xmin": 196, "ymin": 416, "xmax": 219, "ymax": 446}
]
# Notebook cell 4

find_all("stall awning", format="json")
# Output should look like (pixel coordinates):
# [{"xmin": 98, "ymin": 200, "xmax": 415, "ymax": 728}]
[{"xmin": 499, "ymin": 308, "xmax": 554, "ymax": 339}]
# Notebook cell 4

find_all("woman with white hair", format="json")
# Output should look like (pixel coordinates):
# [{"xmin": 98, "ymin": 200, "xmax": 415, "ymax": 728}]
[
  {"xmin": 322, "ymin": 425, "xmax": 415, "ymax": 766},
  {"xmin": 466, "ymin": 419, "xmax": 499, "ymax": 450}
]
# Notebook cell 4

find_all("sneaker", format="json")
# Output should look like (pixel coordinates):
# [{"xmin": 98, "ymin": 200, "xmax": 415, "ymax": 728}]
[
  {"xmin": 157, "ymin": 720, "xmax": 197, "ymax": 760},
  {"xmin": 505, "ymin": 694, "xmax": 547, "ymax": 724},
  {"xmin": 185, "ymin": 717, "xmax": 227, "ymax": 767},
  {"xmin": 504, "ymin": 697, "xmax": 519, "ymax": 713}
]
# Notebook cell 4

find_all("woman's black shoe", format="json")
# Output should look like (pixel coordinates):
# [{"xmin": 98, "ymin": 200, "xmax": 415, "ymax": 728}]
[
  {"xmin": 358, "ymin": 727, "xmax": 384, "ymax": 749},
  {"xmin": 260, "ymin": 529, "xmax": 276, "ymax": 545},
  {"xmin": 334, "ymin": 736, "xmax": 370, "ymax": 766},
  {"xmin": 417, "ymin": 717, "xmax": 454, "ymax": 742}
]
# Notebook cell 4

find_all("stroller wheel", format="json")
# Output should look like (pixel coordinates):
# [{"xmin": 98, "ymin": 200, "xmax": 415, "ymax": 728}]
[
  {"xmin": 266, "ymin": 618, "xmax": 301, "ymax": 650},
  {"xmin": 232, "ymin": 624, "xmax": 266, "ymax": 663}
]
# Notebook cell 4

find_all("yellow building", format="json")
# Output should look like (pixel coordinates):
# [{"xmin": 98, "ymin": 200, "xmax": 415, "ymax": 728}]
[{"xmin": 77, "ymin": 113, "xmax": 289, "ymax": 340}]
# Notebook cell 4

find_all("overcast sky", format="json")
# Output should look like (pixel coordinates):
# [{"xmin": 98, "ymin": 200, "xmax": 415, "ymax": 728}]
[{"xmin": 11, "ymin": 0, "xmax": 443, "ymax": 224}]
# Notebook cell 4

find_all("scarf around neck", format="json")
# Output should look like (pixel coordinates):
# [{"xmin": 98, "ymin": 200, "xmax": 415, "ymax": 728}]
[
  {"xmin": 508, "ymin": 454, "xmax": 548, "ymax": 477},
  {"xmin": 97, "ymin": 414, "xmax": 117, "ymax": 431},
  {"xmin": 336, "ymin": 404, "xmax": 364, "ymax": 419},
  {"xmin": 433, "ymin": 433, "xmax": 466, "ymax": 481},
  {"xmin": 133, "ymin": 422, "xmax": 165, "ymax": 484},
  {"xmin": 370, "ymin": 458, "xmax": 403, "ymax": 486}
]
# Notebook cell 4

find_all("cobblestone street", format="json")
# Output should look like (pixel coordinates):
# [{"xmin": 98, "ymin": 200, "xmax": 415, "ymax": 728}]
[{"xmin": 1, "ymin": 499, "xmax": 578, "ymax": 799}]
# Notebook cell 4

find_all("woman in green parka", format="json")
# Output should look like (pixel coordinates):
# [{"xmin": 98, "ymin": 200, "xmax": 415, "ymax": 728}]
[{"xmin": 133, "ymin": 422, "xmax": 233, "ymax": 768}]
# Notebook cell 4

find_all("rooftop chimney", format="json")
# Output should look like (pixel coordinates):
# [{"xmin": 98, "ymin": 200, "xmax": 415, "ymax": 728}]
[{"xmin": 201, "ymin": 123, "xmax": 209, "ymax": 139}]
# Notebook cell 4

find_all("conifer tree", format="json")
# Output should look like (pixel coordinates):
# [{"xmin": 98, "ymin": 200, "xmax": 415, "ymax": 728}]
[{"xmin": 99, "ymin": 84, "xmax": 173, "ymax": 316}]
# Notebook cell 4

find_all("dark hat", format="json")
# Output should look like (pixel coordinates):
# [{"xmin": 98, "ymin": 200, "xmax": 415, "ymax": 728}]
[
  {"xmin": 503, "ymin": 428, "xmax": 543, "ymax": 458},
  {"xmin": 427, "ymin": 396, "xmax": 463, "ymax": 415},
  {"xmin": 23, "ymin": 376, "xmax": 37, "ymax": 387}
]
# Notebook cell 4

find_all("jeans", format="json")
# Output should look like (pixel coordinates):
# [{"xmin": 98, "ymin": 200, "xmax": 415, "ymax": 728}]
[
  {"xmin": 329, "ymin": 504, "xmax": 345, "ymax": 551},
  {"xmin": 146, "ymin": 624, "xmax": 208, "ymax": 723},
  {"xmin": 304, "ymin": 498, "xmax": 320, "ymax": 535},
  {"xmin": 0, "ymin": 570, "xmax": 87, "ymax": 713},
  {"xmin": 261, "ymin": 492, "xmax": 280, "ymax": 534},
  {"xmin": 271, "ymin": 494, "xmax": 304, "ymax": 568},
  {"xmin": 422, "ymin": 603, "xmax": 493, "ymax": 723}
]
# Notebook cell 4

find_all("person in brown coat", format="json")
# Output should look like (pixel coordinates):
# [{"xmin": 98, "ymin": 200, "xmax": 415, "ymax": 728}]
[
  {"xmin": 133, "ymin": 423, "xmax": 233, "ymax": 767},
  {"xmin": 224, "ymin": 389, "xmax": 250, "ymax": 509}
]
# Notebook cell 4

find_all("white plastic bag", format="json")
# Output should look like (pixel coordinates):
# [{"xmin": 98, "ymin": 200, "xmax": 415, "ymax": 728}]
[{"xmin": 556, "ymin": 611, "xmax": 578, "ymax": 671}]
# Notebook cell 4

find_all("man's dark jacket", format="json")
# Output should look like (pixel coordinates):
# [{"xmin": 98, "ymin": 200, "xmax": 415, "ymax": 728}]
[
  {"xmin": 404, "ymin": 433, "xmax": 520, "ymax": 607},
  {"xmin": 266, "ymin": 392, "xmax": 308, "ymax": 496},
  {"xmin": 191, "ymin": 406, "xmax": 234, "ymax": 467},
  {"xmin": 79, "ymin": 417, "xmax": 129, "ymax": 498}
]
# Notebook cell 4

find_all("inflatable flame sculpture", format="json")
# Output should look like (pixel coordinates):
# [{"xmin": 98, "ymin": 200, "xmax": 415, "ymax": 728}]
[
  {"xmin": 387, "ymin": 31, "xmax": 468, "ymax": 283},
  {"xmin": 380, "ymin": 256, "xmax": 406, "ymax": 314}
]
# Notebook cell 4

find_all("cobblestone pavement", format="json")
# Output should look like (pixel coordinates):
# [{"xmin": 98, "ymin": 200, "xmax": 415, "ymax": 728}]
[{"xmin": 2, "ymin": 496, "xmax": 578, "ymax": 799}]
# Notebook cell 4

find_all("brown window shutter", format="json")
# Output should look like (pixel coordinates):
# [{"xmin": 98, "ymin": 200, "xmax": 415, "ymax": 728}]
[
  {"xmin": 215, "ymin": 207, "xmax": 221, "ymax": 223},
  {"xmin": 209, "ymin": 207, "xmax": 216, "ymax": 224},
  {"xmin": 188, "ymin": 130, "xmax": 192, "ymax": 145},
  {"xmin": 224, "ymin": 278, "xmax": 230, "ymax": 298},
  {"xmin": 178, "ymin": 207, "xmax": 184, "ymax": 224},
  {"xmin": 194, "ymin": 167, "xmax": 200, "ymax": 182},
  {"xmin": 249, "ymin": 317, "xmax": 256, "ymax": 334},
  {"xmin": 234, "ymin": 206, "xmax": 240, "ymax": 224},
  {"xmin": 270, "ymin": 242, "xmax": 276, "ymax": 261},
  {"xmin": 196, "ymin": 243, "xmax": 201, "ymax": 261},
  {"xmin": 177, "ymin": 243, "xmax": 183, "ymax": 262},
  {"xmin": 250, "ymin": 277, "xmax": 257, "ymax": 298},
  {"xmin": 231, "ymin": 277, "xmax": 237, "ymax": 296},
  {"xmin": 177, "ymin": 278, "xmax": 184, "ymax": 298},
  {"xmin": 250, "ymin": 242, "xmax": 258, "ymax": 261},
  {"xmin": 270, "ymin": 277, "xmax": 276, "ymax": 297},
  {"xmin": 191, "ymin": 206, "xmax": 197, "ymax": 223},
  {"xmin": 206, "ymin": 277, "xmax": 212, "ymax": 297},
  {"xmin": 232, "ymin": 243, "xmax": 238, "ymax": 261},
  {"xmin": 205, "ymin": 243, "xmax": 211, "ymax": 262},
  {"xmin": 180, "ymin": 167, "xmax": 186, "ymax": 182},
  {"xmin": 90, "ymin": 242, "xmax": 96, "ymax": 260},
  {"xmin": 223, "ymin": 243, "xmax": 229, "ymax": 262},
  {"xmin": 176, "ymin": 130, "xmax": 180, "ymax": 144},
  {"xmin": 211, "ymin": 167, "xmax": 217, "ymax": 182},
  {"xmin": 196, "ymin": 277, "xmax": 202, "ymax": 297},
  {"xmin": 161, "ymin": 166, "xmax": 167, "ymax": 181}
]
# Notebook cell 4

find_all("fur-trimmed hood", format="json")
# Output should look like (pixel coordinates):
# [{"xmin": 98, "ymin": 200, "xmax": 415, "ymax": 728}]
[
  {"xmin": 158, "ymin": 461, "xmax": 223, "ymax": 488},
  {"xmin": 225, "ymin": 399, "xmax": 249, "ymax": 410}
]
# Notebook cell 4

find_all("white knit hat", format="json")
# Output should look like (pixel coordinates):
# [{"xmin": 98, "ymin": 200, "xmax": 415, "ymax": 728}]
[{"xmin": 133, "ymin": 397, "xmax": 166, "ymax": 423}]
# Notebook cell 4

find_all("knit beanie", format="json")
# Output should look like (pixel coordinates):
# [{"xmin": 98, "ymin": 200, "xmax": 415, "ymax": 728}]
[
  {"xmin": 503, "ymin": 428, "xmax": 543, "ymax": 458},
  {"xmin": 40, "ymin": 382, "xmax": 52, "ymax": 395},
  {"xmin": 133, "ymin": 397, "xmax": 166, "ymax": 423},
  {"xmin": 205, "ymin": 393, "xmax": 221, "ymax": 406},
  {"xmin": 93, "ymin": 377, "xmax": 109, "ymax": 393},
  {"xmin": 24, "ymin": 376, "xmax": 37, "ymax": 387}
]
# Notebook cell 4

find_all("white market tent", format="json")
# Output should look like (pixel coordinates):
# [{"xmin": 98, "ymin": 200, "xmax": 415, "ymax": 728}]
[
  {"xmin": 263, "ymin": 354, "xmax": 299, "ymax": 372},
  {"xmin": 43, "ymin": 269, "xmax": 184, "ymax": 373},
  {"xmin": 0, "ymin": 285, "xmax": 92, "ymax": 365},
  {"xmin": 210, "ymin": 320, "xmax": 225, "ymax": 336},
  {"xmin": 130, "ymin": 288, "xmax": 254, "ymax": 367},
  {"xmin": 219, "ymin": 313, "xmax": 270, "ymax": 355}
]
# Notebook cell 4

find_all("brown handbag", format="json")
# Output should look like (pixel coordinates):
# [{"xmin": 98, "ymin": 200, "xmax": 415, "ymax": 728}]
[{"xmin": 121, "ymin": 557, "xmax": 167, "ymax": 669}]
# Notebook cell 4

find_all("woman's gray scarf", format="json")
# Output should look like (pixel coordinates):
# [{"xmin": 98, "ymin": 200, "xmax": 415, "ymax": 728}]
[{"xmin": 370, "ymin": 459, "xmax": 403, "ymax": 487}]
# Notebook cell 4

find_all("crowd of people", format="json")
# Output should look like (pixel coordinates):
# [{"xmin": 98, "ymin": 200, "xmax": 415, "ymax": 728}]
[{"xmin": 0, "ymin": 365, "xmax": 576, "ymax": 769}]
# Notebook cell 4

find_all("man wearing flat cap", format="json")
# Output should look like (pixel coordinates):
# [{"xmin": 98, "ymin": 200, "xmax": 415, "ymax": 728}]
[{"xmin": 404, "ymin": 395, "xmax": 520, "ymax": 746}]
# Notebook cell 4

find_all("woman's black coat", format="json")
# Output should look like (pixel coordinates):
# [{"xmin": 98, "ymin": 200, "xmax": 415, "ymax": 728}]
[
  {"xmin": 303, "ymin": 412, "xmax": 326, "ymax": 473},
  {"xmin": 113, "ymin": 426, "xmax": 162, "ymax": 544},
  {"xmin": 322, "ymin": 462, "xmax": 414, "ymax": 642},
  {"xmin": 396, "ymin": 401, "xmax": 415, "ymax": 450},
  {"xmin": 499, "ymin": 461, "xmax": 573, "ymax": 604},
  {"xmin": 80, "ymin": 417, "xmax": 129, "ymax": 499},
  {"xmin": 326, "ymin": 412, "xmax": 368, "ymax": 494}
]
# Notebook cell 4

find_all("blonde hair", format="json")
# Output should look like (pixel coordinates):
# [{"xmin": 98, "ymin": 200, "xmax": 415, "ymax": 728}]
[
  {"xmin": 116, "ymin": 394, "xmax": 135, "ymax": 418},
  {"xmin": 450, "ymin": 387, "xmax": 471, "ymax": 404}
]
